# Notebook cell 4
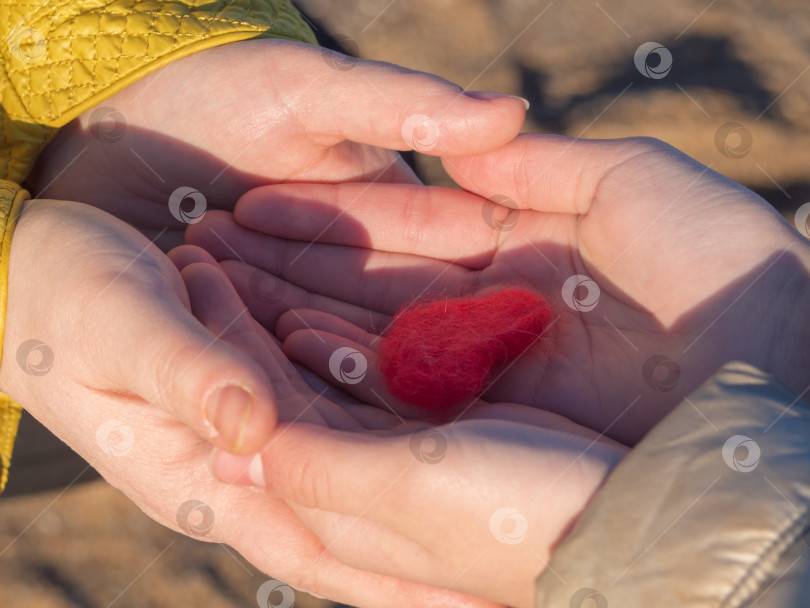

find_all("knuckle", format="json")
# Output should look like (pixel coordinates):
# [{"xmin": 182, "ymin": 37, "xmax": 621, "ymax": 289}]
[
  {"xmin": 267, "ymin": 437, "xmax": 332, "ymax": 509},
  {"xmin": 619, "ymin": 135, "xmax": 672, "ymax": 157}
]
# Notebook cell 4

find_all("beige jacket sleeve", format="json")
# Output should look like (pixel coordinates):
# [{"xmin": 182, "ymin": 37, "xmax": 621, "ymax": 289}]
[{"xmin": 536, "ymin": 361, "xmax": 810, "ymax": 607}]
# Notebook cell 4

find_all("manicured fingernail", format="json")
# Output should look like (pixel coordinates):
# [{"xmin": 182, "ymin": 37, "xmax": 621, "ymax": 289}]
[
  {"xmin": 209, "ymin": 448, "xmax": 265, "ymax": 487},
  {"xmin": 205, "ymin": 384, "xmax": 253, "ymax": 453},
  {"xmin": 464, "ymin": 90, "xmax": 530, "ymax": 110}
]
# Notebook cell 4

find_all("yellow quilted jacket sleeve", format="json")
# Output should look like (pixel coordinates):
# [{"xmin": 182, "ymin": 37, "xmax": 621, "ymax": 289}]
[{"xmin": 0, "ymin": 0, "xmax": 316, "ymax": 494}]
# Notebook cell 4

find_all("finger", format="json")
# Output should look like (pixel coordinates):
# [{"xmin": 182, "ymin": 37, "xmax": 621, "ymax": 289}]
[
  {"xmin": 208, "ymin": 462, "xmax": 502, "ymax": 608},
  {"xmin": 443, "ymin": 134, "xmax": 616, "ymax": 215},
  {"xmin": 167, "ymin": 244, "xmax": 219, "ymax": 271},
  {"xmin": 233, "ymin": 182, "xmax": 499, "ymax": 264},
  {"xmin": 278, "ymin": 310, "xmax": 441, "ymax": 430},
  {"xmin": 254, "ymin": 423, "xmax": 407, "ymax": 516},
  {"xmin": 220, "ymin": 260, "xmax": 391, "ymax": 334},
  {"xmin": 442, "ymin": 133, "xmax": 718, "ymax": 216},
  {"xmin": 176, "ymin": 262, "xmax": 284, "ymax": 449},
  {"xmin": 276, "ymin": 308, "xmax": 382, "ymax": 348},
  {"xmin": 275, "ymin": 41, "xmax": 527, "ymax": 156},
  {"xmin": 283, "ymin": 328, "xmax": 456, "ymax": 421},
  {"xmin": 87, "ymin": 268, "xmax": 278, "ymax": 456},
  {"xmin": 187, "ymin": 210, "xmax": 476, "ymax": 315},
  {"xmin": 182, "ymin": 262, "xmax": 343, "ymax": 429},
  {"xmin": 173, "ymin": 252, "xmax": 392, "ymax": 431}
]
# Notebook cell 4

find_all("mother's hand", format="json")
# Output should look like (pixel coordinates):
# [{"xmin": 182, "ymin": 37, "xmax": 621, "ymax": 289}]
[
  {"xmin": 32, "ymin": 39, "xmax": 526, "ymax": 250},
  {"xmin": 0, "ymin": 205, "xmax": 495, "ymax": 607}
]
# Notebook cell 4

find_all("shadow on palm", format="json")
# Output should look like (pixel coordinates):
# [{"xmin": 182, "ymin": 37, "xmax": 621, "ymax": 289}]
[{"xmin": 187, "ymin": 179, "xmax": 810, "ymax": 445}]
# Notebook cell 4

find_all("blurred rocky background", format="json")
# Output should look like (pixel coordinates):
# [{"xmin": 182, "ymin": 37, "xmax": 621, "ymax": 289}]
[{"xmin": 1, "ymin": 1, "xmax": 808, "ymax": 607}]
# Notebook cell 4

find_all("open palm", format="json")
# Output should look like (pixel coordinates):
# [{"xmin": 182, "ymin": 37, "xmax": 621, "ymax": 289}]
[{"xmin": 188, "ymin": 135, "xmax": 810, "ymax": 443}]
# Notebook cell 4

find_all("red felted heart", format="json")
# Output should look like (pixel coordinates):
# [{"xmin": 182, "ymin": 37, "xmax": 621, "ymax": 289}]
[{"xmin": 378, "ymin": 287, "xmax": 554, "ymax": 410}]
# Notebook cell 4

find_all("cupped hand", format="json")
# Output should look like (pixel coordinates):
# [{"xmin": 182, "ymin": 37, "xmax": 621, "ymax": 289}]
[
  {"xmin": 187, "ymin": 135, "xmax": 810, "ymax": 443},
  {"xmin": 31, "ymin": 39, "xmax": 526, "ymax": 250},
  {"xmin": 0, "ymin": 200, "xmax": 281, "ymax": 456},
  {"xmin": 0, "ymin": 206, "xmax": 498, "ymax": 607},
  {"xmin": 203, "ymin": 301, "xmax": 626, "ymax": 608},
  {"xmin": 170, "ymin": 245, "xmax": 627, "ymax": 608},
  {"xmin": 179, "ymin": 243, "xmax": 618, "ymax": 608},
  {"xmin": 230, "ymin": 410, "xmax": 626, "ymax": 608}
]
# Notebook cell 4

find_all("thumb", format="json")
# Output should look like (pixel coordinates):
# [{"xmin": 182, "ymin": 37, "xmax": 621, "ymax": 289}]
[
  {"xmin": 90, "ymin": 266, "xmax": 277, "ymax": 455},
  {"xmin": 218, "ymin": 423, "xmax": 404, "ymax": 515},
  {"xmin": 273, "ymin": 41, "xmax": 527, "ymax": 156}
]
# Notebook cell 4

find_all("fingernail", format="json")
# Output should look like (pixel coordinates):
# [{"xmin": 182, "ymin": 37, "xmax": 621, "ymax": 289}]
[
  {"xmin": 248, "ymin": 453, "xmax": 265, "ymax": 487},
  {"xmin": 465, "ymin": 90, "xmax": 530, "ymax": 110},
  {"xmin": 208, "ymin": 448, "xmax": 265, "ymax": 487},
  {"xmin": 205, "ymin": 384, "xmax": 254, "ymax": 453}
]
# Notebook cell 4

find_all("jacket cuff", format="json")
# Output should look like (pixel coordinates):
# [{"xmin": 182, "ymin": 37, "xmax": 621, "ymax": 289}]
[
  {"xmin": 535, "ymin": 361, "xmax": 810, "ymax": 607},
  {"xmin": 1, "ymin": 0, "xmax": 316, "ymax": 183},
  {"xmin": 0, "ymin": 180, "xmax": 27, "ymax": 494}
]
